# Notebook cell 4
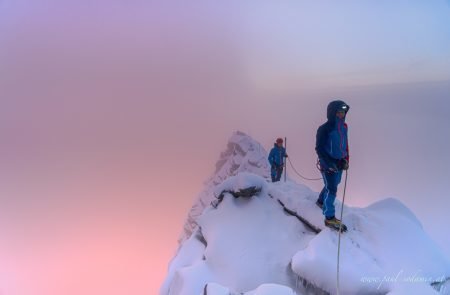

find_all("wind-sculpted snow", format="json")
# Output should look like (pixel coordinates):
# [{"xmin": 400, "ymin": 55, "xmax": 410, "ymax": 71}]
[
  {"xmin": 204, "ymin": 282, "xmax": 296, "ymax": 295},
  {"xmin": 180, "ymin": 131, "xmax": 271, "ymax": 243},
  {"xmin": 275, "ymin": 182, "xmax": 450, "ymax": 294},
  {"xmin": 213, "ymin": 171, "xmax": 268, "ymax": 197},
  {"xmin": 161, "ymin": 174, "xmax": 314, "ymax": 295},
  {"xmin": 162, "ymin": 134, "xmax": 450, "ymax": 295}
]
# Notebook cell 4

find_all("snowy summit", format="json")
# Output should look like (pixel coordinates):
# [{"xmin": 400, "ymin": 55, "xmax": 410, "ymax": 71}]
[{"xmin": 161, "ymin": 132, "xmax": 450, "ymax": 295}]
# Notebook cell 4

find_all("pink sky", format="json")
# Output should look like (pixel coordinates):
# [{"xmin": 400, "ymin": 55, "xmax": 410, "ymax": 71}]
[{"xmin": 1, "ymin": 1, "xmax": 450, "ymax": 294}]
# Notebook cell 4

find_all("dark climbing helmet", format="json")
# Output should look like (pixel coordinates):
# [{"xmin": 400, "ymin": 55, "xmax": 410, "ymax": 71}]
[{"xmin": 276, "ymin": 138, "xmax": 284, "ymax": 144}]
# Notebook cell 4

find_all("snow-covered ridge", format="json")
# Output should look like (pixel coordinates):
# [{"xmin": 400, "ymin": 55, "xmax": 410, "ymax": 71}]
[
  {"xmin": 179, "ymin": 131, "xmax": 270, "ymax": 244},
  {"xmin": 162, "ymin": 133, "xmax": 450, "ymax": 295}
]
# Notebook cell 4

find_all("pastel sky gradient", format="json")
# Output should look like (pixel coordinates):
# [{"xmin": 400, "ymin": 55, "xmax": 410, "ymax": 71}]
[{"xmin": 1, "ymin": 1, "xmax": 450, "ymax": 295}]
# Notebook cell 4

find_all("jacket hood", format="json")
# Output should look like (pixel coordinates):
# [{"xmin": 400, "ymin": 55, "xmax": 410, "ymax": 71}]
[{"xmin": 327, "ymin": 100, "xmax": 350, "ymax": 123}]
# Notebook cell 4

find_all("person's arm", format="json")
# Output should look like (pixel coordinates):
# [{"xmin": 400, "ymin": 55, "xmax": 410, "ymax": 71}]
[
  {"xmin": 345, "ymin": 142, "xmax": 349, "ymax": 163},
  {"xmin": 344, "ymin": 123, "xmax": 349, "ymax": 164},
  {"xmin": 268, "ymin": 149, "xmax": 275, "ymax": 166},
  {"xmin": 315, "ymin": 125, "xmax": 334, "ymax": 170}
]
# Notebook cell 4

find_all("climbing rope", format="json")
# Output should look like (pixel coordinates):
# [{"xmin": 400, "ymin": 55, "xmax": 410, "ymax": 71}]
[
  {"xmin": 287, "ymin": 157, "xmax": 323, "ymax": 181},
  {"xmin": 336, "ymin": 169, "xmax": 348, "ymax": 295},
  {"xmin": 284, "ymin": 137, "xmax": 287, "ymax": 182},
  {"xmin": 281, "ymin": 139, "xmax": 347, "ymax": 294}
]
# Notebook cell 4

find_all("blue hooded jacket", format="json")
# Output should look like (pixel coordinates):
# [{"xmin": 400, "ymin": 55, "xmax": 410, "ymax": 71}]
[
  {"xmin": 268, "ymin": 143, "xmax": 286, "ymax": 167},
  {"xmin": 316, "ymin": 100, "xmax": 350, "ymax": 170}
]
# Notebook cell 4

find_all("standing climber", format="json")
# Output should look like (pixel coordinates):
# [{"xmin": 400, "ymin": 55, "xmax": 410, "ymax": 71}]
[
  {"xmin": 315, "ymin": 100, "xmax": 350, "ymax": 231},
  {"xmin": 268, "ymin": 138, "xmax": 288, "ymax": 182}
]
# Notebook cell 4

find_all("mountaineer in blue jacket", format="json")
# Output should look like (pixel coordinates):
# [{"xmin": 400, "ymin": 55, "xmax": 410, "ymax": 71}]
[
  {"xmin": 268, "ymin": 138, "xmax": 288, "ymax": 182},
  {"xmin": 315, "ymin": 100, "xmax": 350, "ymax": 231}
]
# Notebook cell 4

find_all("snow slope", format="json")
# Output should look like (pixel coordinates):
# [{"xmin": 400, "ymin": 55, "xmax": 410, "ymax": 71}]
[
  {"xmin": 179, "ymin": 131, "xmax": 270, "ymax": 243},
  {"xmin": 161, "ymin": 132, "xmax": 450, "ymax": 295}
]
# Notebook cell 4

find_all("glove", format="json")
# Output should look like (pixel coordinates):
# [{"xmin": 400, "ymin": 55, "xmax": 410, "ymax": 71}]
[
  {"xmin": 284, "ymin": 154, "xmax": 288, "ymax": 158},
  {"xmin": 337, "ymin": 158, "xmax": 349, "ymax": 170}
]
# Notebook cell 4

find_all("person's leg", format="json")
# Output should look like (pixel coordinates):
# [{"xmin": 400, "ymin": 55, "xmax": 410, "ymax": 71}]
[
  {"xmin": 332, "ymin": 170, "xmax": 343, "ymax": 217},
  {"xmin": 322, "ymin": 171, "xmax": 340, "ymax": 218},
  {"xmin": 276, "ymin": 167, "xmax": 283, "ymax": 181},
  {"xmin": 318, "ymin": 187, "xmax": 326, "ymax": 204},
  {"xmin": 319, "ymin": 171, "xmax": 330, "ymax": 211},
  {"xmin": 336, "ymin": 169, "xmax": 343, "ymax": 185},
  {"xmin": 271, "ymin": 166, "xmax": 277, "ymax": 182}
]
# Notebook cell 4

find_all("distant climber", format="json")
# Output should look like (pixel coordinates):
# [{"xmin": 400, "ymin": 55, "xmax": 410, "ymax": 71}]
[
  {"xmin": 268, "ymin": 138, "xmax": 288, "ymax": 182},
  {"xmin": 315, "ymin": 100, "xmax": 350, "ymax": 232}
]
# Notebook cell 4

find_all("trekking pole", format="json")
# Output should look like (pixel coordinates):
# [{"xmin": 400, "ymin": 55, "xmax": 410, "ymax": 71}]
[
  {"xmin": 336, "ymin": 169, "xmax": 348, "ymax": 295},
  {"xmin": 284, "ymin": 137, "xmax": 287, "ymax": 182}
]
